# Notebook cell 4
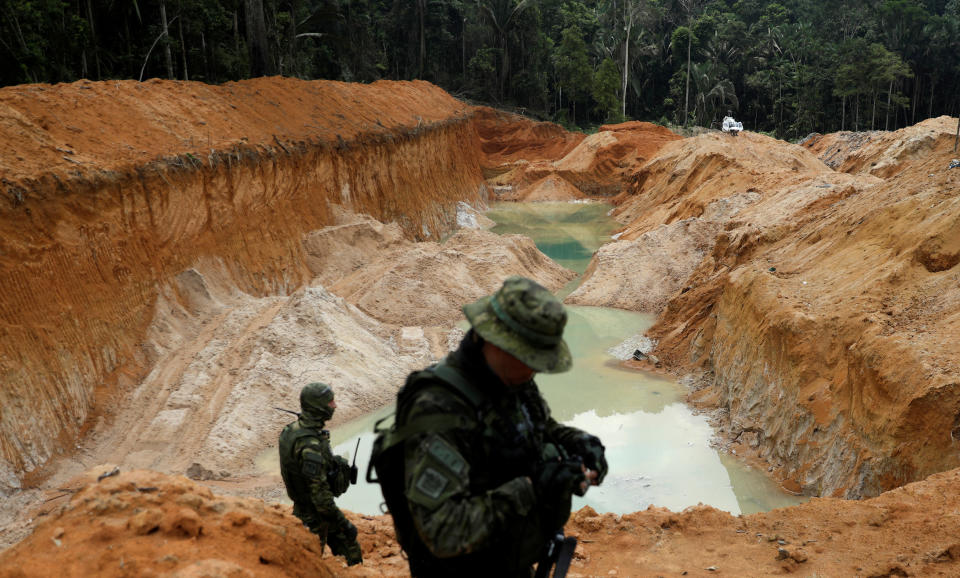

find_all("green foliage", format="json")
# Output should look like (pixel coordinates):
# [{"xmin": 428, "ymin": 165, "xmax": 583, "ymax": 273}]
[
  {"xmin": 0, "ymin": 0, "xmax": 957, "ymax": 139},
  {"xmin": 592, "ymin": 57, "xmax": 623, "ymax": 122},
  {"xmin": 555, "ymin": 24, "xmax": 593, "ymax": 124},
  {"xmin": 670, "ymin": 26, "xmax": 697, "ymax": 55}
]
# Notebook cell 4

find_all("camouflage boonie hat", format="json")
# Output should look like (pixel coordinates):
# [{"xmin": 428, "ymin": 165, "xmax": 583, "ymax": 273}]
[{"xmin": 462, "ymin": 276, "xmax": 571, "ymax": 373}]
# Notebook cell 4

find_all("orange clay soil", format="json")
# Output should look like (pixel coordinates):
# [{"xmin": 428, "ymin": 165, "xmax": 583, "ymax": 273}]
[
  {"xmin": 0, "ymin": 77, "xmax": 487, "ymax": 494},
  {"xmin": 588, "ymin": 118, "xmax": 960, "ymax": 499},
  {"xmin": 471, "ymin": 106, "xmax": 586, "ymax": 168},
  {"xmin": 3, "ymin": 468, "xmax": 960, "ymax": 577},
  {"xmin": 483, "ymin": 118, "xmax": 682, "ymax": 201}
]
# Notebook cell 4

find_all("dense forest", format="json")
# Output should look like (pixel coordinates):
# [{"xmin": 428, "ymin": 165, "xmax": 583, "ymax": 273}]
[{"xmin": 1, "ymin": 0, "xmax": 958, "ymax": 140}]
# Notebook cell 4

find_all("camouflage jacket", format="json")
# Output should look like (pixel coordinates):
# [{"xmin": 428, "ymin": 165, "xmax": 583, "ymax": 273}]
[
  {"xmin": 398, "ymin": 335, "xmax": 592, "ymax": 577},
  {"xmin": 278, "ymin": 420, "xmax": 352, "ymax": 534}
]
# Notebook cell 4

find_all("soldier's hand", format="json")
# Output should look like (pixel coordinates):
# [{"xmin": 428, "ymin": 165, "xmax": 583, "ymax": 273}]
[
  {"xmin": 576, "ymin": 465, "xmax": 598, "ymax": 496},
  {"xmin": 577, "ymin": 434, "xmax": 608, "ymax": 485},
  {"xmin": 534, "ymin": 458, "xmax": 585, "ymax": 503}
]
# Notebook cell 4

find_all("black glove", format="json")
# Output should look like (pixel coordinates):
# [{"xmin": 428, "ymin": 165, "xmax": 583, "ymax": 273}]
[
  {"xmin": 572, "ymin": 434, "xmax": 608, "ymax": 485},
  {"xmin": 535, "ymin": 459, "xmax": 583, "ymax": 499},
  {"xmin": 534, "ymin": 456, "xmax": 585, "ymax": 531}
]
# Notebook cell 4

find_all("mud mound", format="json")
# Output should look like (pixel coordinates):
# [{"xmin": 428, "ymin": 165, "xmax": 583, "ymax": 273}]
[
  {"xmin": 521, "ymin": 174, "xmax": 586, "ymax": 201},
  {"xmin": 489, "ymin": 121, "xmax": 681, "ymax": 199},
  {"xmin": 471, "ymin": 106, "xmax": 584, "ymax": 167},
  {"xmin": 0, "ymin": 470, "xmax": 342, "ymax": 577},
  {"xmin": 830, "ymin": 116, "xmax": 958, "ymax": 177},
  {"xmin": 564, "ymin": 217, "xmax": 722, "ymax": 312},
  {"xmin": 561, "ymin": 466, "xmax": 960, "ymax": 576},
  {"xmin": 8, "ymin": 465, "xmax": 960, "ymax": 577},
  {"xmin": 597, "ymin": 120, "xmax": 682, "ymax": 155},
  {"xmin": 548, "ymin": 123, "xmax": 681, "ymax": 196},
  {"xmin": 303, "ymin": 215, "xmax": 410, "ymax": 287},
  {"xmin": 40, "ymin": 261, "xmax": 439, "ymax": 489},
  {"xmin": 612, "ymin": 130, "xmax": 831, "ymax": 238},
  {"xmin": 330, "ymin": 229, "xmax": 576, "ymax": 326},
  {"xmin": 801, "ymin": 129, "xmax": 881, "ymax": 168}
]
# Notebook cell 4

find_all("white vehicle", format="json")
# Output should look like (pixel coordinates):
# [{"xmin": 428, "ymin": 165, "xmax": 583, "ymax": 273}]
[{"xmin": 722, "ymin": 115, "xmax": 743, "ymax": 135}]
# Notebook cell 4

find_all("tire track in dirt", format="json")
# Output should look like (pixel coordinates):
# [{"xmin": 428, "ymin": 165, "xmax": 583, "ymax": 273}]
[
  {"xmin": 51, "ymin": 292, "xmax": 287, "ymax": 483},
  {"xmin": 168, "ymin": 297, "xmax": 288, "ymax": 473}
]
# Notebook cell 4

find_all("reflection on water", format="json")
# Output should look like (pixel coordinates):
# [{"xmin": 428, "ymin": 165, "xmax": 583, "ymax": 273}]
[
  {"xmin": 487, "ymin": 202, "xmax": 618, "ymax": 275},
  {"xmin": 566, "ymin": 407, "xmax": 740, "ymax": 514},
  {"xmin": 256, "ymin": 200, "xmax": 807, "ymax": 517}
]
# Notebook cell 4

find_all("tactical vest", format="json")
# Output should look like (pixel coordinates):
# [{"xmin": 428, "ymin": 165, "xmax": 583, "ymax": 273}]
[
  {"xmin": 279, "ymin": 422, "xmax": 349, "ymax": 501},
  {"xmin": 368, "ymin": 362, "xmax": 552, "ymax": 577}
]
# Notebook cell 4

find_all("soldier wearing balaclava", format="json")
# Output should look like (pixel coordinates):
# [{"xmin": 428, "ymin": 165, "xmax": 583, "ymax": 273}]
[{"xmin": 278, "ymin": 382, "xmax": 362, "ymax": 566}]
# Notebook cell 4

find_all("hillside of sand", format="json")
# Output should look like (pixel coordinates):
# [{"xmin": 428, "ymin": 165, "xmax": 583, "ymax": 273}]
[{"xmin": 570, "ymin": 118, "xmax": 960, "ymax": 499}]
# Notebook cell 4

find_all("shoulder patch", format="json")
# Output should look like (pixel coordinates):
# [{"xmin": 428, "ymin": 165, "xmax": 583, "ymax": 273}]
[
  {"xmin": 414, "ymin": 467, "xmax": 449, "ymax": 500},
  {"xmin": 427, "ymin": 437, "xmax": 466, "ymax": 475},
  {"xmin": 302, "ymin": 451, "xmax": 325, "ymax": 477}
]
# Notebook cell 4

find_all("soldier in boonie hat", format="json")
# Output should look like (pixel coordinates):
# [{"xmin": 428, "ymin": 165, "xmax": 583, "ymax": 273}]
[
  {"xmin": 461, "ymin": 275, "xmax": 572, "ymax": 373},
  {"xmin": 376, "ymin": 275, "xmax": 606, "ymax": 577}
]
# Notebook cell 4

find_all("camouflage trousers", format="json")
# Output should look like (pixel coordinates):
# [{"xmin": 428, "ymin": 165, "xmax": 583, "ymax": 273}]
[{"xmin": 296, "ymin": 508, "xmax": 363, "ymax": 566}]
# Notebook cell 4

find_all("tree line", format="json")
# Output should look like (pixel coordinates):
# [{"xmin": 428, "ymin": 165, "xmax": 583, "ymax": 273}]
[{"xmin": 1, "ymin": 0, "xmax": 958, "ymax": 140}]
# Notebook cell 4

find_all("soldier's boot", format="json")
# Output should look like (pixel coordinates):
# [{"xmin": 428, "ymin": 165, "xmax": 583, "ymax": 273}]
[
  {"xmin": 329, "ymin": 535, "xmax": 363, "ymax": 566},
  {"xmin": 343, "ymin": 541, "xmax": 363, "ymax": 566}
]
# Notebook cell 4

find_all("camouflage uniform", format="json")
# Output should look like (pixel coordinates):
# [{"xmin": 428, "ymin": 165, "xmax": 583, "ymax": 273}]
[
  {"xmin": 279, "ymin": 383, "xmax": 363, "ymax": 566},
  {"xmin": 394, "ymin": 277, "xmax": 608, "ymax": 577}
]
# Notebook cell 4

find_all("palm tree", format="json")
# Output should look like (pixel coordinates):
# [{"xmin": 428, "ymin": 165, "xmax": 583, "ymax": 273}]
[
  {"xmin": 691, "ymin": 61, "xmax": 738, "ymax": 126},
  {"xmin": 478, "ymin": 0, "xmax": 536, "ymax": 100}
]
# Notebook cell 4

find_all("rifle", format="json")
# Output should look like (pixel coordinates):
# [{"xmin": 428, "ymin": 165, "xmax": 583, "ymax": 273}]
[
  {"xmin": 274, "ymin": 407, "xmax": 300, "ymax": 417},
  {"xmin": 349, "ymin": 438, "xmax": 360, "ymax": 484},
  {"xmin": 534, "ymin": 531, "xmax": 577, "ymax": 578}
]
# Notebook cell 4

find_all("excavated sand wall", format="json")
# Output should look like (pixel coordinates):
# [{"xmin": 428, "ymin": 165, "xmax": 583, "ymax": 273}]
[
  {"xmin": 605, "ymin": 123, "xmax": 959, "ymax": 498},
  {"xmin": 0, "ymin": 79, "xmax": 486, "ymax": 494}
]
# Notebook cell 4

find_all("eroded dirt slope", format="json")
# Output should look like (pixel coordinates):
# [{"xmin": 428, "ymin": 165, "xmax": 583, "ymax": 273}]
[
  {"xmin": 471, "ymin": 106, "xmax": 585, "ymax": 167},
  {"xmin": 486, "ymin": 120, "xmax": 681, "ymax": 201},
  {"xmin": 330, "ymin": 228, "xmax": 576, "ymax": 326},
  {"xmin": 576, "ymin": 120, "xmax": 960, "ymax": 498},
  {"xmin": 5, "ymin": 468, "xmax": 960, "ymax": 577},
  {"xmin": 0, "ymin": 208, "xmax": 575, "ymax": 551},
  {"xmin": 0, "ymin": 78, "xmax": 486, "ymax": 495}
]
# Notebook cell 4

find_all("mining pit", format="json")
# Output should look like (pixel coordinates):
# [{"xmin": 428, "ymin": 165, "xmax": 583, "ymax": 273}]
[{"xmin": 1, "ymin": 78, "xmax": 959, "ymax": 577}]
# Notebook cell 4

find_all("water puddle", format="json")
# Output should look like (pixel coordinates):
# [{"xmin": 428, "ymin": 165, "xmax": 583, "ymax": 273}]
[{"xmin": 258, "ymin": 201, "xmax": 807, "ymax": 516}]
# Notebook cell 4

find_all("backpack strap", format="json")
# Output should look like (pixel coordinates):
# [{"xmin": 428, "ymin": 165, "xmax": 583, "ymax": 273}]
[
  {"xmin": 366, "ymin": 362, "xmax": 488, "ymax": 484},
  {"xmin": 381, "ymin": 362, "xmax": 486, "ymax": 446},
  {"xmin": 430, "ymin": 363, "xmax": 487, "ymax": 409}
]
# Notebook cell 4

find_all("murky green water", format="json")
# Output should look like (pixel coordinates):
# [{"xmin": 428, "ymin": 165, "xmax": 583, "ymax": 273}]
[
  {"xmin": 486, "ymin": 202, "xmax": 618, "ymax": 275},
  {"xmin": 258, "ymin": 201, "xmax": 807, "ymax": 516}
]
